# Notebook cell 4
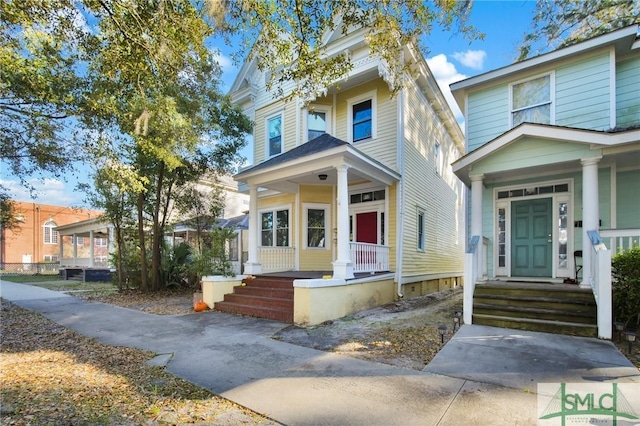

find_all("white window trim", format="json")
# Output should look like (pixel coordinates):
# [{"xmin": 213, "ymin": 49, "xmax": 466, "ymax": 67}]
[
  {"xmin": 95, "ymin": 237, "xmax": 107, "ymax": 247},
  {"xmin": 417, "ymin": 207, "xmax": 426, "ymax": 252},
  {"xmin": 43, "ymin": 220, "xmax": 58, "ymax": 245},
  {"xmin": 508, "ymin": 71, "xmax": 555, "ymax": 128},
  {"xmin": 265, "ymin": 111, "xmax": 284, "ymax": 159},
  {"xmin": 303, "ymin": 105, "xmax": 332, "ymax": 143},
  {"xmin": 258, "ymin": 204, "xmax": 291, "ymax": 247},
  {"xmin": 303, "ymin": 203, "xmax": 330, "ymax": 250},
  {"xmin": 347, "ymin": 89, "xmax": 377, "ymax": 143}
]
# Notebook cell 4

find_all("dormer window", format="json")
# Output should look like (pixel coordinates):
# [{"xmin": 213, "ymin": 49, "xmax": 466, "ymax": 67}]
[{"xmin": 511, "ymin": 73, "xmax": 553, "ymax": 127}]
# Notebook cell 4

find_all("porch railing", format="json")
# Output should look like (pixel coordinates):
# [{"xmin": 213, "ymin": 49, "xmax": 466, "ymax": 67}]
[
  {"xmin": 258, "ymin": 247, "xmax": 295, "ymax": 273},
  {"xmin": 350, "ymin": 242, "xmax": 390, "ymax": 273},
  {"xmin": 585, "ymin": 230, "xmax": 612, "ymax": 339},
  {"xmin": 599, "ymin": 228, "xmax": 640, "ymax": 255}
]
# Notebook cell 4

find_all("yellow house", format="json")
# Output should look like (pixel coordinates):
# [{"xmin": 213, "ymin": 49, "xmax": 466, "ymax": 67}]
[{"xmin": 218, "ymin": 25, "xmax": 466, "ymax": 325}]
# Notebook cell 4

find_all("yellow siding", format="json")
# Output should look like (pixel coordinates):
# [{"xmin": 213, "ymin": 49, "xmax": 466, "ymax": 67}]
[
  {"xmin": 253, "ymin": 100, "xmax": 298, "ymax": 164},
  {"xmin": 334, "ymin": 79, "xmax": 398, "ymax": 171},
  {"xmin": 298, "ymin": 185, "xmax": 334, "ymax": 271},
  {"xmin": 401, "ymin": 80, "xmax": 465, "ymax": 277}
]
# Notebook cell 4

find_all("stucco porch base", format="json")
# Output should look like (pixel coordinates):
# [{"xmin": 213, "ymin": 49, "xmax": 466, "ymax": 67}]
[
  {"xmin": 293, "ymin": 274, "xmax": 395, "ymax": 326},
  {"xmin": 201, "ymin": 275, "xmax": 244, "ymax": 309}
]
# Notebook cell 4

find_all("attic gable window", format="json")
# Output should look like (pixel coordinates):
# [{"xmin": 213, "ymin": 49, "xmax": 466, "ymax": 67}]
[
  {"xmin": 511, "ymin": 74, "xmax": 553, "ymax": 127},
  {"xmin": 267, "ymin": 114, "xmax": 283, "ymax": 157}
]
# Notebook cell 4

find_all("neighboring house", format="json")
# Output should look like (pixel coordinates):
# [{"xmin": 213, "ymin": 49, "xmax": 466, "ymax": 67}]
[
  {"xmin": 225, "ymin": 23, "xmax": 466, "ymax": 325},
  {"xmin": 451, "ymin": 25, "xmax": 640, "ymax": 338},
  {"xmin": 0, "ymin": 201, "xmax": 105, "ymax": 270}
]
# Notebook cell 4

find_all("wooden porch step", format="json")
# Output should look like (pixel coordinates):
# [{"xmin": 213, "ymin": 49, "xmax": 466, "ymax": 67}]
[
  {"xmin": 474, "ymin": 303, "xmax": 597, "ymax": 325},
  {"xmin": 223, "ymin": 293, "xmax": 293, "ymax": 310},
  {"xmin": 472, "ymin": 281, "xmax": 598, "ymax": 337},
  {"xmin": 234, "ymin": 286, "xmax": 294, "ymax": 299},
  {"xmin": 213, "ymin": 301, "xmax": 293, "ymax": 323},
  {"xmin": 214, "ymin": 275, "xmax": 295, "ymax": 323},
  {"xmin": 472, "ymin": 314, "xmax": 597, "ymax": 338}
]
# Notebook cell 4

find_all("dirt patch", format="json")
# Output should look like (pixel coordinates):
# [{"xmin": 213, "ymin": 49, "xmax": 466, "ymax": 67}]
[{"xmin": 273, "ymin": 288, "xmax": 464, "ymax": 370}]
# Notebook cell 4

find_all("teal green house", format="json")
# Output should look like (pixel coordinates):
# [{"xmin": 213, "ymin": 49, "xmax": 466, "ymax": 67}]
[{"xmin": 451, "ymin": 26, "xmax": 640, "ymax": 339}]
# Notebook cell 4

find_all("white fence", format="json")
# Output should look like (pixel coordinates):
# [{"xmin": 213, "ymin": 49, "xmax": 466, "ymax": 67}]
[{"xmin": 258, "ymin": 247, "xmax": 295, "ymax": 273}]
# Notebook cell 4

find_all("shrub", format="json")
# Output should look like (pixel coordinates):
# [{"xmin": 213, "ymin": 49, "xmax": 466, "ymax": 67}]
[{"xmin": 612, "ymin": 245, "xmax": 640, "ymax": 325}]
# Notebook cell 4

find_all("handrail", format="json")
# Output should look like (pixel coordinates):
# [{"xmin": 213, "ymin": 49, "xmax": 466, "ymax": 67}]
[{"xmin": 463, "ymin": 235, "xmax": 481, "ymax": 325}]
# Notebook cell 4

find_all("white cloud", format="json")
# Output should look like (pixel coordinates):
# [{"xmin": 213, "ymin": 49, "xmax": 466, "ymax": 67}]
[
  {"xmin": 426, "ymin": 54, "xmax": 468, "ymax": 124},
  {"xmin": 452, "ymin": 50, "xmax": 487, "ymax": 70},
  {"xmin": 1, "ymin": 178, "xmax": 82, "ymax": 206}
]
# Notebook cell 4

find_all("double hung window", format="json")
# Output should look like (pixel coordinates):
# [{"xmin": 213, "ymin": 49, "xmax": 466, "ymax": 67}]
[
  {"xmin": 267, "ymin": 114, "xmax": 283, "ymax": 157},
  {"xmin": 261, "ymin": 209, "xmax": 289, "ymax": 247},
  {"xmin": 511, "ymin": 74, "xmax": 552, "ymax": 127}
]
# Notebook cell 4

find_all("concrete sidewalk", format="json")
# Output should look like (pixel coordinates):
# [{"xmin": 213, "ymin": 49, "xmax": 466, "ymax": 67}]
[{"xmin": 2, "ymin": 280, "xmax": 639, "ymax": 425}]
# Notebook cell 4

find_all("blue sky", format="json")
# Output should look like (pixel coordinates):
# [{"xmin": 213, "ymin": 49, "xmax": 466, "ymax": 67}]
[{"xmin": 1, "ymin": 0, "xmax": 537, "ymax": 207}]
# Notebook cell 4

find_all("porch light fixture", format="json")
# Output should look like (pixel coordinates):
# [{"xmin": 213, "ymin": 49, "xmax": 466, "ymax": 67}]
[
  {"xmin": 623, "ymin": 331, "xmax": 636, "ymax": 355},
  {"xmin": 438, "ymin": 325, "xmax": 447, "ymax": 344},
  {"xmin": 318, "ymin": 174, "xmax": 328, "ymax": 181}
]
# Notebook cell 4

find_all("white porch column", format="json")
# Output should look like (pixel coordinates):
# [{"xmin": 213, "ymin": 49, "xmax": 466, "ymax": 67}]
[
  {"xmin": 72, "ymin": 233, "xmax": 78, "ymax": 266},
  {"xmin": 581, "ymin": 157, "xmax": 601, "ymax": 288},
  {"xmin": 58, "ymin": 235, "xmax": 64, "ymax": 266},
  {"xmin": 470, "ymin": 174, "xmax": 485, "ymax": 281},
  {"xmin": 333, "ymin": 164, "xmax": 354, "ymax": 279},
  {"xmin": 470, "ymin": 174, "xmax": 484, "ymax": 239},
  {"xmin": 244, "ymin": 184, "xmax": 262, "ymax": 275},
  {"xmin": 89, "ymin": 230, "xmax": 95, "ymax": 267}
]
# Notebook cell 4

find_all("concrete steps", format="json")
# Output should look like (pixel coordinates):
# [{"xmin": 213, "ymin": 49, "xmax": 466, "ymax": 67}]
[
  {"xmin": 214, "ymin": 276, "xmax": 294, "ymax": 323},
  {"xmin": 473, "ymin": 281, "xmax": 597, "ymax": 337}
]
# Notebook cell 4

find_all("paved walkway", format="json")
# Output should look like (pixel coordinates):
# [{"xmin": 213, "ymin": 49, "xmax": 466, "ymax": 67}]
[{"xmin": 1, "ymin": 280, "xmax": 639, "ymax": 425}]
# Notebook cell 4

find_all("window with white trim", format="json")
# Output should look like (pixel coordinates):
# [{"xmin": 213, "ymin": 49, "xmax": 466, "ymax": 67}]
[
  {"xmin": 72, "ymin": 236, "xmax": 85, "ymax": 245},
  {"xmin": 266, "ymin": 113, "xmax": 283, "ymax": 157},
  {"xmin": 43, "ymin": 220, "xmax": 58, "ymax": 245},
  {"xmin": 95, "ymin": 237, "xmax": 107, "ymax": 247},
  {"xmin": 307, "ymin": 110, "xmax": 327, "ymax": 141},
  {"xmin": 417, "ymin": 209, "xmax": 425, "ymax": 252},
  {"xmin": 304, "ymin": 204, "xmax": 329, "ymax": 249},
  {"xmin": 260, "ymin": 208, "xmax": 289, "ymax": 247},
  {"xmin": 43, "ymin": 255, "xmax": 59, "ymax": 262},
  {"xmin": 348, "ymin": 91, "xmax": 377, "ymax": 143},
  {"xmin": 511, "ymin": 74, "xmax": 552, "ymax": 127}
]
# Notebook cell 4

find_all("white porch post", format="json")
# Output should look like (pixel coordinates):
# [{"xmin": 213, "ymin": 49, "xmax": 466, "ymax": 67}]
[
  {"xmin": 244, "ymin": 184, "xmax": 262, "ymax": 275},
  {"xmin": 89, "ymin": 230, "xmax": 95, "ymax": 267},
  {"xmin": 108, "ymin": 225, "xmax": 115, "ymax": 268},
  {"xmin": 333, "ymin": 164, "xmax": 354, "ymax": 279},
  {"xmin": 581, "ymin": 157, "xmax": 601, "ymax": 288},
  {"xmin": 58, "ymin": 235, "xmax": 64, "ymax": 266},
  {"xmin": 72, "ymin": 233, "xmax": 78, "ymax": 266},
  {"xmin": 470, "ymin": 174, "xmax": 484, "ymax": 278}
]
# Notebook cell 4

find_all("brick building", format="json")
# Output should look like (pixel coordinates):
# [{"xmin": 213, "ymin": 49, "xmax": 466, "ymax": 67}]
[{"xmin": 0, "ymin": 201, "xmax": 104, "ymax": 265}]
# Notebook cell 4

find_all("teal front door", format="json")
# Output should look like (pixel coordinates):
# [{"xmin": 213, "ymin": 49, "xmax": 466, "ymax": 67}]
[{"xmin": 511, "ymin": 198, "xmax": 552, "ymax": 277}]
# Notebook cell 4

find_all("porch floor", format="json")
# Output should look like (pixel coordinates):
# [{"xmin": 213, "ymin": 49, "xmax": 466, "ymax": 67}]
[{"xmin": 256, "ymin": 271, "xmax": 393, "ymax": 280}]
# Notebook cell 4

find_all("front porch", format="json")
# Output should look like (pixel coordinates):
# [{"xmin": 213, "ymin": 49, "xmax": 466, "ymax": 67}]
[{"xmin": 211, "ymin": 270, "xmax": 396, "ymax": 325}]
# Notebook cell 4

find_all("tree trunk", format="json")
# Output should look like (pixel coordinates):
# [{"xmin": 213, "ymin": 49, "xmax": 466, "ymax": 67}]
[
  {"xmin": 150, "ymin": 163, "xmax": 165, "ymax": 291},
  {"xmin": 137, "ymin": 192, "xmax": 148, "ymax": 292}
]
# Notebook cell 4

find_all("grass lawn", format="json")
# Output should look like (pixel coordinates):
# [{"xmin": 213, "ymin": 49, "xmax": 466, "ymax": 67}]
[{"xmin": 1, "ymin": 275, "xmax": 65, "ymax": 283}]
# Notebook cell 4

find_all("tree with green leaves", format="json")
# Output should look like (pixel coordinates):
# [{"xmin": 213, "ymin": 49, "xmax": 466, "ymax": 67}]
[
  {"xmin": 518, "ymin": 0, "xmax": 640, "ymax": 60},
  {"xmin": 213, "ymin": 0, "xmax": 482, "ymax": 101},
  {"xmin": 79, "ymin": 0, "xmax": 251, "ymax": 291},
  {"xmin": 0, "ymin": 0, "xmax": 87, "ymax": 198}
]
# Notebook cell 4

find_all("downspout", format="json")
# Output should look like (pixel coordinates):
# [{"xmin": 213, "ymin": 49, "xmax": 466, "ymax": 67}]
[{"xmin": 395, "ymin": 86, "xmax": 405, "ymax": 298}]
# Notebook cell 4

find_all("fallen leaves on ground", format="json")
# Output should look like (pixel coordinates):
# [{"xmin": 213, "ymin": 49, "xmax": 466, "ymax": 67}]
[
  {"xmin": 77, "ymin": 287, "xmax": 195, "ymax": 315},
  {"xmin": 0, "ymin": 300, "xmax": 277, "ymax": 425}
]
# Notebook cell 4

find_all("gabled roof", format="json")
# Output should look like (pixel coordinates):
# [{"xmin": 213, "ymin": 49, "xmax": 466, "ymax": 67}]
[
  {"xmin": 450, "ymin": 25, "xmax": 640, "ymax": 111},
  {"xmin": 452, "ymin": 122, "xmax": 640, "ymax": 186},
  {"xmin": 236, "ymin": 133, "xmax": 349, "ymax": 176}
]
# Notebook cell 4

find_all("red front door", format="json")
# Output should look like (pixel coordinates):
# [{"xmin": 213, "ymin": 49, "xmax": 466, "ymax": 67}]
[{"xmin": 356, "ymin": 212, "xmax": 377, "ymax": 243}]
